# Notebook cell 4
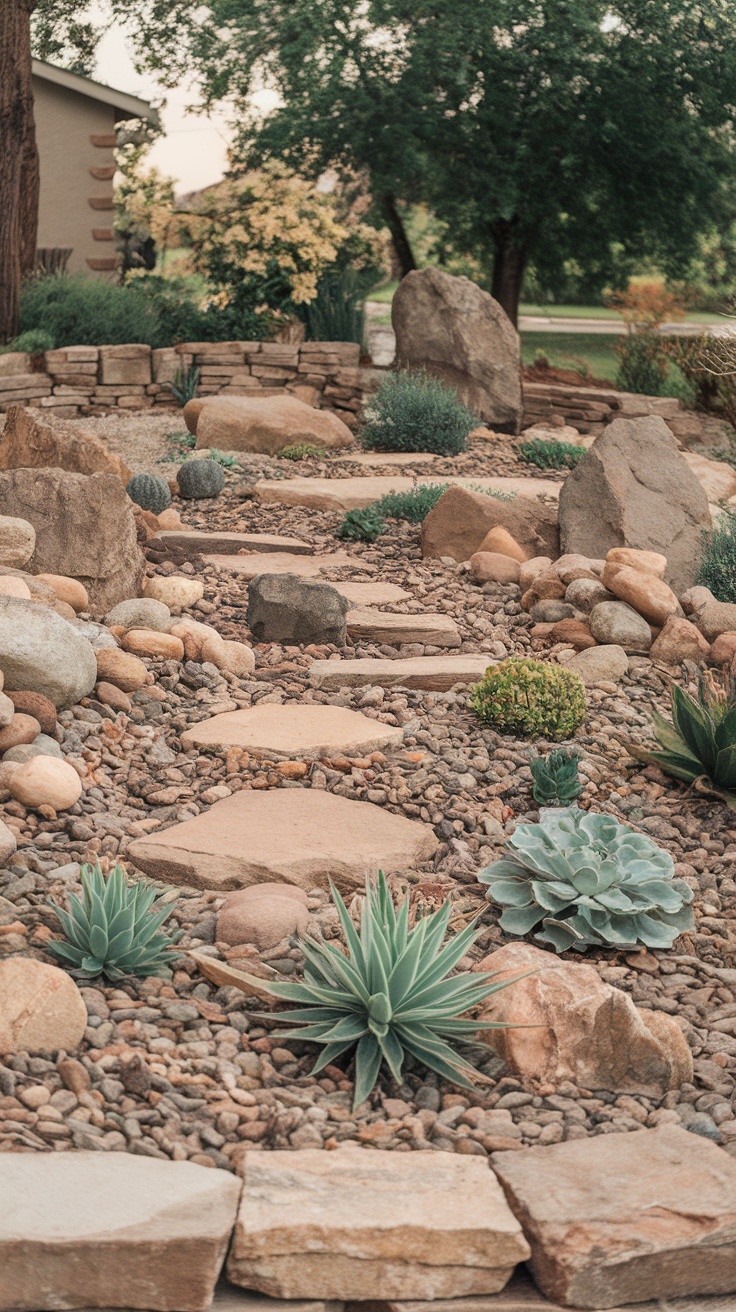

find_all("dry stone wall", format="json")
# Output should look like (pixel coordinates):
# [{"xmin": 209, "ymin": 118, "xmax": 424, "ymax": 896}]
[{"xmin": 523, "ymin": 380, "xmax": 705, "ymax": 443}]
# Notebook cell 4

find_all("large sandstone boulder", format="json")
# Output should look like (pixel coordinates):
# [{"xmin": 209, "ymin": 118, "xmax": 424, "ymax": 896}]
[
  {"xmin": 421, "ymin": 484, "xmax": 559, "ymax": 562},
  {"xmin": 0, "ymin": 597, "xmax": 97, "ymax": 708},
  {"xmin": 475, "ymin": 943, "xmax": 692, "ymax": 1097},
  {"xmin": 558, "ymin": 417, "xmax": 711, "ymax": 593},
  {"xmin": 0, "ymin": 403, "xmax": 130, "ymax": 481},
  {"xmin": 184, "ymin": 394, "xmax": 353, "ymax": 454},
  {"xmin": 392, "ymin": 269, "xmax": 522, "ymax": 432},
  {"xmin": 0, "ymin": 467, "xmax": 145, "ymax": 612}
]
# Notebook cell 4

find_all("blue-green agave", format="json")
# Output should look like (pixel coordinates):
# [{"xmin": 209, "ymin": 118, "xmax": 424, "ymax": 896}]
[
  {"xmin": 629, "ymin": 671, "xmax": 736, "ymax": 810},
  {"xmin": 263, "ymin": 871, "xmax": 519, "ymax": 1109},
  {"xmin": 47, "ymin": 862, "xmax": 182, "ymax": 980},
  {"xmin": 478, "ymin": 807, "xmax": 694, "ymax": 953}
]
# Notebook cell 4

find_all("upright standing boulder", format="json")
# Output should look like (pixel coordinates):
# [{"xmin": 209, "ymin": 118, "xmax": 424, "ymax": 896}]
[
  {"xmin": 558, "ymin": 417, "xmax": 711, "ymax": 593},
  {"xmin": 0, "ymin": 467, "xmax": 144, "ymax": 612},
  {"xmin": 392, "ymin": 269, "xmax": 522, "ymax": 432}
]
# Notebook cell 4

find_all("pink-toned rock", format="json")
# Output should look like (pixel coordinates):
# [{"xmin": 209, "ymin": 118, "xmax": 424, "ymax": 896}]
[
  {"xmin": 122, "ymin": 629, "xmax": 185, "ymax": 661},
  {"xmin": 156, "ymin": 506, "xmax": 183, "ymax": 530},
  {"xmin": 5, "ymin": 692, "xmax": 56, "ymax": 735},
  {"xmin": 547, "ymin": 619, "xmax": 596, "ymax": 650},
  {"xmin": 0, "ymin": 576, "xmax": 31, "ymax": 600},
  {"xmin": 187, "ymin": 394, "xmax": 353, "ymax": 454},
  {"xmin": 520, "ymin": 574, "xmax": 567, "ymax": 610},
  {"xmin": 519, "ymin": 557, "xmax": 553, "ymax": 591},
  {"xmin": 710, "ymin": 632, "xmax": 736, "ymax": 666},
  {"xmin": 200, "ymin": 634, "xmax": 256, "ymax": 677},
  {"xmin": 474, "ymin": 942, "xmax": 692, "ymax": 1096},
  {"xmin": 468, "ymin": 552, "xmax": 521, "ymax": 585},
  {"xmin": 0, "ymin": 958, "xmax": 87, "ymax": 1055},
  {"xmin": 606, "ymin": 546, "xmax": 667, "ymax": 577},
  {"xmin": 144, "ymin": 575, "xmax": 204, "ymax": 610},
  {"xmin": 36, "ymin": 574, "xmax": 89, "ymax": 613},
  {"xmin": 650, "ymin": 615, "xmax": 710, "ymax": 665},
  {"xmin": 217, "ymin": 884, "xmax": 310, "ymax": 949},
  {"xmin": 604, "ymin": 564, "xmax": 682, "ymax": 626},
  {"xmin": 95, "ymin": 681, "xmax": 133, "ymax": 713},
  {"xmin": 9, "ymin": 756, "xmax": 83, "ymax": 811},
  {"xmin": 476, "ymin": 526, "xmax": 529, "ymax": 563},
  {"xmin": 95, "ymin": 647, "xmax": 148, "ymax": 692},
  {"xmin": 0, "ymin": 714, "xmax": 41, "ymax": 752},
  {"xmin": 551, "ymin": 553, "xmax": 602, "ymax": 585},
  {"xmin": 421, "ymin": 485, "xmax": 559, "ymax": 563}
]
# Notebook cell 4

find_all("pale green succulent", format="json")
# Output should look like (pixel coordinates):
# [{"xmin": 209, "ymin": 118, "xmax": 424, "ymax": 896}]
[
  {"xmin": 48, "ymin": 862, "xmax": 182, "ymax": 980},
  {"xmin": 478, "ymin": 807, "xmax": 694, "ymax": 953}
]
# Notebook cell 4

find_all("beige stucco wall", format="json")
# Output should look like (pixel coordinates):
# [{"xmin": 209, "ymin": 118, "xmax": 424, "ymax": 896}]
[{"xmin": 32, "ymin": 77, "xmax": 117, "ymax": 277}]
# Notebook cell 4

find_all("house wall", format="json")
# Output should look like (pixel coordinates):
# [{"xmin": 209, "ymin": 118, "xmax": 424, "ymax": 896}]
[{"xmin": 32, "ymin": 77, "xmax": 118, "ymax": 277}]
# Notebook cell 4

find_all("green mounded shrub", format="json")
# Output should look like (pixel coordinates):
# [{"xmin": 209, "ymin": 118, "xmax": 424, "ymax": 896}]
[
  {"xmin": 470, "ymin": 657, "xmax": 586, "ymax": 741},
  {"xmin": 359, "ymin": 370, "xmax": 476, "ymax": 456},
  {"xmin": 1, "ymin": 328, "xmax": 55, "ymax": 355},
  {"xmin": 478, "ymin": 807, "xmax": 694, "ymax": 952},
  {"xmin": 530, "ymin": 748, "xmax": 582, "ymax": 806},
  {"xmin": 337, "ymin": 507, "xmax": 385, "ymax": 542},
  {"xmin": 47, "ymin": 862, "xmax": 182, "ymax": 980},
  {"xmin": 373, "ymin": 482, "xmax": 450, "ymax": 523},
  {"xmin": 628, "ymin": 669, "xmax": 736, "ymax": 810},
  {"xmin": 615, "ymin": 331, "xmax": 669, "ymax": 396},
  {"xmin": 278, "ymin": 443, "xmax": 325, "ymax": 461},
  {"xmin": 697, "ymin": 509, "xmax": 736, "ymax": 604},
  {"xmin": 126, "ymin": 473, "xmax": 172, "ymax": 515},
  {"xmin": 177, "ymin": 458, "xmax": 226, "ymax": 499},
  {"xmin": 20, "ymin": 274, "xmax": 161, "ymax": 347},
  {"xmin": 519, "ymin": 438, "xmax": 585, "ymax": 471},
  {"xmin": 262, "ymin": 870, "xmax": 519, "ymax": 1108}
]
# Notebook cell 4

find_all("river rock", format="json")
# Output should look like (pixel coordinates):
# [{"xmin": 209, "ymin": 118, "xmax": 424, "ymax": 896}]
[
  {"xmin": 5, "ymin": 691, "xmax": 57, "ymax": 735},
  {"xmin": 650, "ymin": 616, "xmax": 710, "ymax": 665},
  {"xmin": 0, "ymin": 515, "xmax": 35, "ymax": 568},
  {"xmin": 469, "ymin": 552, "xmax": 521, "ymax": 585},
  {"xmin": 565, "ymin": 578, "xmax": 614, "ymax": 613},
  {"xmin": 36, "ymin": 574, "xmax": 89, "ymax": 613},
  {"xmin": 94, "ymin": 648, "xmax": 149, "ymax": 692},
  {"xmin": 121, "ymin": 629, "xmax": 185, "ymax": 661},
  {"xmin": 9, "ymin": 756, "xmax": 83, "ymax": 811},
  {"xmin": 105, "ymin": 598, "xmax": 173, "ymax": 632},
  {"xmin": 0, "ymin": 958, "xmax": 87, "ymax": 1055},
  {"xmin": 588, "ymin": 601, "xmax": 652, "ymax": 653},
  {"xmin": 0, "ymin": 714, "xmax": 41, "ymax": 752},
  {"xmin": 693, "ymin": 598, "xmax": 736, "ymax": 642},
  {"xmin": 606, "ymin": 547, "xmax": 667, "ymax": 578},
  {"xmin": 476, "ymin": 526, "xmax": 529, "ymax": 562},
  {"xmin": 0, "ymin": 597, "xmax": 97, "ymax": 708},
  {"xmin": 558, "ymin": 644, "xmax": 630, "ymax": 685},
  {"xmin": 217, "ymin": 885, "xmax": 310, "ymax": 950},
  {"xmin": 144, "ymin": 575, "xmax": 205, "ymax": 610},
  {"xmin": 422, "ymin": 485, "xmax": 559, "ymax": 562},
  {"xmin": 603, "ymin": 565, "xmax": 682, "ymax": 626},
  {"xmin": 246, "ymin": 574, "xmax": 349, "ymax": 646}
]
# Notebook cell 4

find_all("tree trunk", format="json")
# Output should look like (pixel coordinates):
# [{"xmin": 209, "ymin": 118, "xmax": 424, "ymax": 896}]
[
  {"xmin": 381, "ymin": 193, "xmax": 417, "ymax": 279},
  {"xmin": 491, "ymin": 238, "xmax": 527, "ymax": 329},
  {"xmin": 0, "ymin": 1, "xmax": 38, "ymax": 343}
]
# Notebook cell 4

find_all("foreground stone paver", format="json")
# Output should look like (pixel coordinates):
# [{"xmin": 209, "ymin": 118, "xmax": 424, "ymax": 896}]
[
  {"xmin": 180, "ymin": 704, "xmax": 404, "ymax": 758},
  {"xmin": 159, "ymin": 529, "xmax": 313, "ymax": 555},
  {"xmin": 226, "ymin": 1148, "xmax": 530, "ymax": 1299},
  {"xmin": 128, "ymin": 789, "xmax": 438, "ymax": 892},
  {"xmin": 309, "ymin": 654, "xmax": 491, "ymax": 691},
  {"xmin": 360, "ymin": 1278, "xmax": 736, "ymax": 1312},
  {"xmin": 253, "ymin": 475, "xmax": 560, "ymax": 512},
  {"xmin": 492, "ymin": 1126, "xmax": 736, "ymax": 1309},
  {"xmin": 0, "ymin": 1152, "xmax": 241, "ymax": 1312},
  {"xmin": 203, "ymin": 551, "xmax": 375, "ymax": 578},
  {"xmin": 331, "ymin": 580, "xmax": 411, "ymax": 607},
  {"xmin": 346, "ymin": 608, "xmax": 462, "ymax": 647}
]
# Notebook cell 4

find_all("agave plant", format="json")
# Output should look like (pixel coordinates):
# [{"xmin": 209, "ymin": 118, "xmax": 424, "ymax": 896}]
[
  {"xmin": 530, "ymin": 748, "xmax": 582, "ymax": 807},
  {"xmin": 168, "ymin": 364, "xmax": 200, "ymax": 407},
  {"xmin": 47, "ymin": 863, "xmax": 182, "ymax": 980},
  {"xmin": 263, "ymin": 871, "xmax": 519, "ymax": 1109},
  {"xmin": 629, "ymin": 671, "xmax": 736, "ymax": 809},
  {"xmin": 478, "ymin": 807, "xmax": 694, "ymax": 953}
]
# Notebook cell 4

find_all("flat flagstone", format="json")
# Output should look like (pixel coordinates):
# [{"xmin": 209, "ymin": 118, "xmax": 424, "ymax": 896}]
[
  {"xmin": 253, "ymin": 475, "xmax": 560, "ymax": 512},
  {"xmin": 212, "ymin": 1294, "xmax": 343, "ymax": 1312},
  {"xmin": 331, "ymin": 580, "xmax": 411, "ymax": 608},
  {"xmin": 226, "ymin": 1148, "xmax": 530, "ymax": 1300},
  {"xmin": 353, "ymin": 1275, "xmax": 736, "ymax": 1312},
  {"xmin": 334, "ymin": 451, "xmax": 444, "ymax": 467},
  {"xmin": 309, "ymin": 654, "xmax": 491, "ymax": 691},
  {"xmin": 0, "ymin": 1151, "xmax": 241, "ymax": 1312},
  {"xmin": 127, "ymin": 788, "xmax": 438, "ymax": 893},
  {"xmin": 346, "ymin": 608, "xmax": 461, "ymax": 647},
  {"xmin": 159, "ymin": 530, "xmax": 313, "ymax": 556},
  {"xmin": 202, "ymin": 551, "xmax": 376, "ymax": 578},
  {"xmin": 180, "ymin": 704, "xmax": 404, "ymax": 758},
  {"xmin": 492, "ymin": 1125, "xmax": 736, "ymax": 1309}
]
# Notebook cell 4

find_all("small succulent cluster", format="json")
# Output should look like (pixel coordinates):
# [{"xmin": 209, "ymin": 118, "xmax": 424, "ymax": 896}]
[
  {"xmin": 479, "ymin": 807, "xmax": 694, "ymax": 952},
  {"xmin": 47, "ymin": 863, "xmax": 182, "ymax": 980},
  {"xmin": 264, "ymin": 870, "xmax": 517, "ymax": 1108},
  {"xmin": 470, "ymin": 658, "xmax": 586, "ymax": 741},
  {"xmin": 126, "ymin": 472, "xmax": 172, "ymax": 515},
  {"xmin": 530, "ymin": 748, "xmax": 582, "ymax": 806},
  {"xmin": 177, "ymin": 457, "xmax": 226, "ymax": 499},
  {"xmin": 630, "ymin": 670, "xmax": 736, "ymax": 810},
  {"xmin": 337, "ymin": 507, "xmax": 385, "ymax": 542}
]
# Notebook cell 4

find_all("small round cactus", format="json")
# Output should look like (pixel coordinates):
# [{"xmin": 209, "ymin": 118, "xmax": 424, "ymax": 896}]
[
  {"xmin": 177, "ymin": 458, "xmax": 226, "ymax": 499},
  {"xmin": 126, "ymin": 473, "xmax": 172, "ymax": 515}
]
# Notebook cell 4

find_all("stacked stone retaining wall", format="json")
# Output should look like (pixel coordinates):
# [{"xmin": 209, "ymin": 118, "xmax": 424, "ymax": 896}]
[{"xmin": 523, "ymin": 379, "xmax": 704, "ymax": 443}]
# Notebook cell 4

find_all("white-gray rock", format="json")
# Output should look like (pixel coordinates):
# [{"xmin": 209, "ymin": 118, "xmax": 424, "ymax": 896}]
[
  {"xmin": 0, "ymin": 597, "xmax": 97, "ymax": 709},
  {"xmin": 0, "ymin": 515, "xmax": 35, "ymax": 568},
  {"xmin": 588, "ymin": 601, "xmax": 652, "ymax": 653},
  {"xmin": 559, "ymin": 644, "xmax": 630, "ymax": 685},
  {"xmin": 105, "ymin": 597, "xmax": 173, "ymax": 632}
]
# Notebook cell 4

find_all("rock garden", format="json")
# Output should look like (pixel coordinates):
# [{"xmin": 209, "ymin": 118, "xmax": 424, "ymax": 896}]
[{"xmin": 1, "ymin": 271, "xmax": 736, "ymax": 1312}]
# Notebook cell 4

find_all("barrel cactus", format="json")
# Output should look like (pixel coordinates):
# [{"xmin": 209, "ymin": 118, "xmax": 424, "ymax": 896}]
[
  {"xmin": 126, "ymin": 473, "xmax": 172, "ymax": 514},
  {"xmin": 177, "ymin": 458, "xmax": 226, "ymax": 499}
]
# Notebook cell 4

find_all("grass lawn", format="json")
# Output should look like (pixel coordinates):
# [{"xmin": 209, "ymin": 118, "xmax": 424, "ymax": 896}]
[
  {"xmin": 521, "ymin": 331, "xmax": 621, "ymax": 382},
  {"xmin": 369, "ymin": 283, "xmax": 721, "ymax": 325}
]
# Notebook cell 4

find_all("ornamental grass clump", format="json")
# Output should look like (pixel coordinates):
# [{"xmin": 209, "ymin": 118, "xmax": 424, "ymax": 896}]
[
  {"xmin": 470, "ymin": 658, "xmax": 586, "ymax": 740},
  {"xmin": 359, "ymin": 369, "xmax": 476, "ymax": 456},
  {"xmin": 479, "ymin": 807, "xmax": 694, "ymax": 953},
  {"xmin": 629, "ymin": 669, "xmax": 736, "ymax": 810},
  {"xmin": 47, "ymin": 862, "xmax": 182, "ymax": 980},
  {"xmin": 263, "ymin": 871, "xmax": 519, "ymax": 1108},
  {"xmin": 697, "ymin": 508, "xmax": 736, "ymax": 604}
]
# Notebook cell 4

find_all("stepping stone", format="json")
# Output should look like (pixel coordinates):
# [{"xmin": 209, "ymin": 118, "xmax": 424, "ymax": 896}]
[
  {"xmin": 309, "ymin": 654, "xmax": 491, "ymax": 692},
  {"xmin": 334, "ymin": 451, "xmax": 443, "ymax": 466},
  {"xmin": 180, "ymin": 704, "xmax": 404, "ymax": 758},
  {"xmin": 0, "ymin": 1151, "xmax": 240, "ymax": 1312},
  {"xmin": 127, "ymin": 789, "xmax": 438, "ymax": 892},
  {"xmin": 253, "ymin": 475, "xmax": 560, "ymax": 512},
  {"xmin": 331, "ymin": 580, "xmax": 411, "ymax": 608},
  {"xmin": 347, "ymin": 609, "xmax": 461, "ymax": 648},
  {"xmin": 159, "ymin": 530, "xmax": 313, "ymax": 556},
  {"xmin": 226, "ymin": 1149, "xmax": 530, "ymax": 1300},
  {"xmin": 492, "ymin": 1124, "xmax": 736, "ymax": 1309},
  {"xmin": 210, "ymin": 1293, "xmax": 342, "ymax": 1312},
  {"xmin": 359, "ymin": 1274, "xmax": 736, "ymax": 1312},
  {"xmin": 202, "ymin": 551, "xmax": 376, "ymax": 578}
]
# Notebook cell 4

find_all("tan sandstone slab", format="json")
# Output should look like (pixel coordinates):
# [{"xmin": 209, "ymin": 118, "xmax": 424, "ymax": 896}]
[
  {"xmin": 331, "ymin": 580, "xmax": 411, "ymax": 608},
  {"xmin": 492, "ymin": 1125, "xmax": 736, "ymax": 1310},
  {"xmin": 0, "ymin": 1152, "xmax": 241, "ymax": 1312},
  {"xmin": 354, "ymin": 1278, "xmax": 736, "ymax": 1312},
  {"xmin": 309, "ymin": 654, "xmax": 491, "ymax": 691},
  {"xmin": 226, "ymin": 1148, "xmax": 530, "ymax": 1300},
  {"xmin": 180, "ymin": 704, "xmax": 404, "ymax": 759},
  {"xmin": 347, "ymin": 608, "xmax": 461, "ymax": 647},
  {"xmin": 159, "ymin": 530, "xmax": 313, "ymax": 556},
  {"xmin": 127, "ymin": 789, "xmax": 438, "ymax": 893},
  {"xmin": 203, "ymin": 551, "xmax": 375, "ymax": 578},
  {"xmin": 253, "ymin": 476, "xmax": 560, "ymax": 512}
]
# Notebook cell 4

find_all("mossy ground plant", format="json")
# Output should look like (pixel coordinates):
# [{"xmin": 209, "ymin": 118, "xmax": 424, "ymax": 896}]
[
  {"xmin": 470, "ymin": 657, "xmax": 586, "ymax": 741},
  {"xmin": 519, "ymin": 438, "xmax": 585, "ymax": 470},
  {"xmin": 359, "ymin": 370, "xmax": 476, "ymax": 456}
]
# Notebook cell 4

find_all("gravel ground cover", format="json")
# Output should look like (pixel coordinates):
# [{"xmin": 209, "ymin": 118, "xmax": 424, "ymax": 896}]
[{"xmin": 1, "ymin": 415, "xmax": 734, "ymax": 1172}]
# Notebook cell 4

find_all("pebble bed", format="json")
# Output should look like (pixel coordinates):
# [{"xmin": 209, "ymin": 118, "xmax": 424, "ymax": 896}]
[{"xmin": 1, "ymin": 432, "xmax": 735, "ymax": 1172}]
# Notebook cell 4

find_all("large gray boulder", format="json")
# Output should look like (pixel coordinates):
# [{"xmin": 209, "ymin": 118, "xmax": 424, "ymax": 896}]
[
  {"xmin": 0, "ymin": 597, "xmax": 97, "ymax": 708},
  {"xmin": 246, "ymin": 574, "xmax": 349, "ymax": 645},
  {"xmin": 392, "ymin": 268, "xmax": 522, "ymax": 432},
  {"xmin": 558, "ymin": 417, "xmax": 711, "ymax": 594},
  {"xmin": 0, "ymin": 467, "xmax": 144, "ymax": 613}
]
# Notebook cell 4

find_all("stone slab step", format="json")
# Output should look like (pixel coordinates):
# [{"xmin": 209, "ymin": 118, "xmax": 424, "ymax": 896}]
[
  {"xmin": 309, "ymin": 654, "xmax": 491, "ymax": 691},
  {"xmin": 180, "ymin": 704, "xmax": 404, "ymax": 758},
  {"xmin": 334, "ymin": 451, "xmax": 444, "ymax": 467},
  {"xmin": 253, "ymin": 475, "xmax": 560, "ymax": 512},
  {"xmin": 332, "ymin": 581, "xmax": 411, "ymax": 608},
  {"xmin": 348, "ymin": 1279, "xmax": 736, "ymax": 1312},
  {"xmin": 127, "ymin": 788, "xmax": 438, "ymax": 893},
  {"xmin": 159, "ymin": 530, "xmax": 313, "ymax": 556},
  {"xmin": 347, "ymin": 609, "xmax": 461, "ymax": 647},
  {"xmin": 202, "ymin": 551, "xmax": 376, "ymax": 578}
]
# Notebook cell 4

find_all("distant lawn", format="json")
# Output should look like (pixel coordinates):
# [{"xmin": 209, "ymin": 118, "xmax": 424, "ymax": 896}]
[
  {"xmin": 368, "ymin": 281, "xmax": 399, "ymax": 304},
  {"xmin": 370, "ymin": 285, "xmax": 722, "ymax": 325},
  {"xmin": 521, "ymin": 331, "xmax": 621, "ymax": 382}
]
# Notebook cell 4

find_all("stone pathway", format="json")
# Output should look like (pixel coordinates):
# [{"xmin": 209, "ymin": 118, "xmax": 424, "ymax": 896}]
[
  {"xmin": 180, "ymin": 704, "xmax": 404, "ymax": 758},
  {"xmin": 202, "ymin": 552, "xmax": 377, "ymax": 578},
  {"xmin": 159, "ymin": 530, "xmax": 314, "ymax": 556},
  {"xmin": 331, "ymin": 581, "xmax": 411, "ymax": 607},
  {"xmin": 309, "ymin": 654, "xmax": 492, "ymax": 691},
  {"xmin": 346, "ymin": 609, "xmax": 462, "ymax": 648},
  {"xmin": 252, "ymin": 476, "xmax": 561, "ymax": 512},
  {"xmin": 127, "ymin": 789, "xmax": 438, "ymax": 892}
]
